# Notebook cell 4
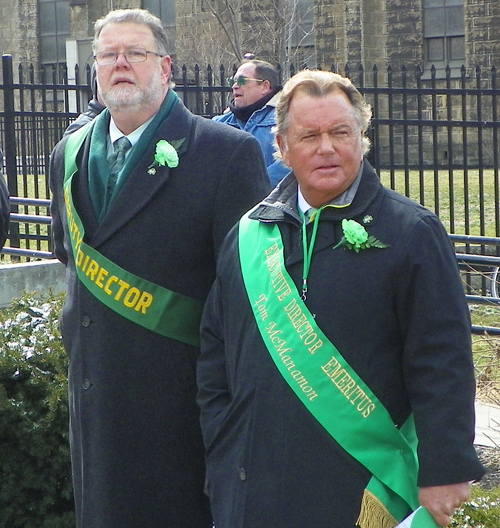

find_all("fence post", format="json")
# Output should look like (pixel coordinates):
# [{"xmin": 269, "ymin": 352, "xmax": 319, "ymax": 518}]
[
  {"xmin": 2, "ymin": 55, "xmax": 18, "ymax": 197},
  {"xmin": 2, "ymin": 54, "xmax": 20, "ymax": 250}
]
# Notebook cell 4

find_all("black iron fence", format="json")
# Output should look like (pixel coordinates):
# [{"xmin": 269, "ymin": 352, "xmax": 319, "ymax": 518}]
[
  {"xmin": 1, "ymin": 56, "xmax": 500, "ymax": 246},
  {"xmin": 1, "ymin": 55, "xmax": 500, "ymax": 333}
]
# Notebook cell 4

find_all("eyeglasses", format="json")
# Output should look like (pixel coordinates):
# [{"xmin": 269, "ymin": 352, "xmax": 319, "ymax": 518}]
[
  {"xmin": 94, "ymin": 48, "xmax": 163, "ymax": 66},
  {"xmin": 228, "ymin": 75, "xmax": 265, "ymax": 86}
]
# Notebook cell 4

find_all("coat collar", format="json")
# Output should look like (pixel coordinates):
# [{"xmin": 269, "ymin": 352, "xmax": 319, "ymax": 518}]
[
  {"xmin": 249, "ymin": 160, "xmax": 386, "ymax": 267},
  {"xmin": 250, "ymin": 159, "xmax": 384, "ymax": 227},
  {"xmin": 78, "ymin": 97, "xmax": 194, "ymax": 248}
]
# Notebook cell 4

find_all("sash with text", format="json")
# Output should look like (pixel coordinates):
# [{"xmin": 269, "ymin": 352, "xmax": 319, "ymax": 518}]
[
  {"xmin": 238, "ymin": 211, "xmax": 439, "ymax": 528},
  {"xmin": 61, "ymin": 123, "xmax": 203, "ymax": 347}
]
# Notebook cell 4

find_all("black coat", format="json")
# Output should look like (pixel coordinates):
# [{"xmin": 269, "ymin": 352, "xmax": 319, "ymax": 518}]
[
  {"xmin": 63, "ymin": 98, "xmax": 106, "ymax": 137},
  {"xmin": 50, "ymin": 97, "xmax": 270, "ymax": 528},
  {"xmin": 197, "ymin": 161, "xmax": 484, "ymax": 528}
]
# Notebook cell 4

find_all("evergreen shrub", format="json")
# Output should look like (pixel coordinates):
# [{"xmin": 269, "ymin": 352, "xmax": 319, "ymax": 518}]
[{"xmin": 0, "ymin": 291, "xmax": 74, "ymax": 528}]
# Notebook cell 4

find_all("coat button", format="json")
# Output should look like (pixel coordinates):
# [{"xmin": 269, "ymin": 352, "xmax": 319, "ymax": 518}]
[
  {"xmin": 82, "ymin": 379, "xmax": 91, "ymax": 390},
  {"xmin": 238, "ymin": 467, "xmax": 247, "ymax": 481},
  {"xmin": 81, "ymin": 316, "xmax": 91, "ymax": 327}
]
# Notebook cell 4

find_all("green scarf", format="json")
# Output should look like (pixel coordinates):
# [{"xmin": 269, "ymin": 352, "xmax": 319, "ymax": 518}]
[
  {"xmin": 88, "ymin": 89, "xmax": 179, "ymax": 220},
  {"xmin": 62, "ymin": 91, "xmax": 204, "ymax": 346}
]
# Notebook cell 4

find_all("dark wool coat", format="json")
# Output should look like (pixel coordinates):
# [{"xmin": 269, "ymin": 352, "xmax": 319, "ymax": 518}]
[
  {"xmin": 197, "ymin": 161, "xmax": 485, "ymax": 528},
  {"xmin": 49, "ymin": 96, "xmax": 270, "ymax": 528},
  {"xmin": 0, "ymin": 171, "xmax": 9, "ymax": 249}
]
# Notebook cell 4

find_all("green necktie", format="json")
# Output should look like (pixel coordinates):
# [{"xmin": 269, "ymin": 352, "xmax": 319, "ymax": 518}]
[
  {"xmin": 107, "ymin": 136, "xmax": 131, "ymax": 193},
  {"xmin": 102, "ymin": 136, "xmax": 131, "ymax": 216}
]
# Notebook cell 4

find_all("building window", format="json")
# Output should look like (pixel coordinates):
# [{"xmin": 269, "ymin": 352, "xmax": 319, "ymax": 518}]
[
  {"xmin": 143, "ymin": 0, "xmax": 176, "ymax": 55},
  {"xmin": 424, "ymin": 0, "xmax": 465, "ymax": 75},
  {"xmin": 39, "ymin": 0, "xmax": 70, "ymax": 66}
]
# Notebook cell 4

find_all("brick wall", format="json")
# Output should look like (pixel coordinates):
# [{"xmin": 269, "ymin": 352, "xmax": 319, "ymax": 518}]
[
  {"xmin": 1, "ymin": 0, "xmax": 499, "ymax": 83},
  {"xmin": 466, "ymin": 0, "xmax": 500, "ymax": 69}
]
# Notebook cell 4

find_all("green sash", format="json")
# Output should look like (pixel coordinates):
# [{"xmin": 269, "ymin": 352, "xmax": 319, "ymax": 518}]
[
  {"xmin": 61, "ymin": 123, "xmax": 203, "ymax": 347},
  {"xmin": 238, "ymin": 212, "xmax": 439, "ymax": 528}
]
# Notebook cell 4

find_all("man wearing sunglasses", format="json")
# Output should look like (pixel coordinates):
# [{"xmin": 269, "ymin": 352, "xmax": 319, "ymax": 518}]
[{"xmin": 214, "ymin": 59, "xmax": 290, "ymax": 185}]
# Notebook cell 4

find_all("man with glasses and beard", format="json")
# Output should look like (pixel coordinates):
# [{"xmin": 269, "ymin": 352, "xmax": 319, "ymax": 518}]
[{"xmin": 49, "ymin": 8, "xmax": 269, "ymax": 528}]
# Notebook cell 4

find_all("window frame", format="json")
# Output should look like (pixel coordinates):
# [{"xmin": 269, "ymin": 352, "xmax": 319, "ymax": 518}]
[{"xmin": 423, "ymin": 0, "xmax": 465, "ymax": 78}]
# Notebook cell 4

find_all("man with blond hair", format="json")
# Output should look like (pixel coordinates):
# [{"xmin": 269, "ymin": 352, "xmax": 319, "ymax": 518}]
[{"xmin": 197, "ymin": 69, "xmax": 484, "ymax": 528}]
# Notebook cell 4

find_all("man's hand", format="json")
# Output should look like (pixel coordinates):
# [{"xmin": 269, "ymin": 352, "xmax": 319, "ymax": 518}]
[{"xmin": 419, "ymin": 482, "xmax": 470, "ymax": 526}]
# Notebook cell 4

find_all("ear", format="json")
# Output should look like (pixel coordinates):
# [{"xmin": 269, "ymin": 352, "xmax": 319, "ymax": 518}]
[
  {"xmin": 160, "ymin": 55, "xmax": 172, "ymax": 85},
  {"xmin": 261, "ymin": 79, "xmax": 272, "ymax": 95},
  {"xmin": 276, "ymin": 134, "xmax": 289, "ymax": 166}
]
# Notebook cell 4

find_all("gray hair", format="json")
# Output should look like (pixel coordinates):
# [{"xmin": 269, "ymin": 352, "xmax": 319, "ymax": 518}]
[
  {"xmin": 274, "ymin": 69, "xmax": 372, "ymax": 157},
  {"xmin": 93, "ymin": 9, "xmax": 169, "ymax": 57},
  {"xmin": 243, "ymin": 60, "xmax": 279, "ymax": 91}
]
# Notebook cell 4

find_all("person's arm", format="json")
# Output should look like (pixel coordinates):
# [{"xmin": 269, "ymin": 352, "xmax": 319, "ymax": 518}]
[
  {"xmin": 49, "ymin": 142, "xmax": 69, "ymax": 265},
  {"xmin": 398, "ymin": 214, "xmax": 484, "ymax": 518},
  {"xmin": 197, "ymin": 276, "xmax": 231, "ymax": 450},
  {"xmin": 0, "ymin": 172, "xmax": 9, "ymax": 249}
]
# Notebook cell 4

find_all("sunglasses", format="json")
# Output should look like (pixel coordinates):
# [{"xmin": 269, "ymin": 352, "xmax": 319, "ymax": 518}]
[{"xmin": 228, "ymin": 75, "xmax": 265, "ymax": 86}]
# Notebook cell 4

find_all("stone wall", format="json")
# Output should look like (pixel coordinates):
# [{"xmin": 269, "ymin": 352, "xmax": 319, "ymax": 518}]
[
  {"xmin": 175, "ymin": 0, "xmax": 282, "ymax": 68},
  {"xmin": 361, "ymin": 0, "xmax": 386, "ymax": 71},
  {"xmin": 0, "ymin": 260, "xmax": 66, "ymax": 309},
  {"xmin": 314, "ymin": 0, "xmax": 344, "ymax": 68},
  {"xmin": 314, "ymin": 0, "xmax": 500, "ymax": 77},
  {"xmin": 385, "ymin": 0, "xmax": 423, "ymax": 71},
  {"xmin": 1, "ymin": 0, "xmax": 497, "ymax": 85},
  {"xmin": 466, "ymin": 0, "xmax": 500, "ymax": 70},
  {"xmin": 175, "ymin": 0, "xmax": 234, "ymax": 68},
  {"xmin": 0, "ymin": 0, "xmax": 38, "ymax": 76}
]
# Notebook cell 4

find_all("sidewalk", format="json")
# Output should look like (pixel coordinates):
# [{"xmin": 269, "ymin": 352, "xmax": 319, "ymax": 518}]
[{"xmin": 475, "ymin": 401, "xmax": 500, "ymax": 447}]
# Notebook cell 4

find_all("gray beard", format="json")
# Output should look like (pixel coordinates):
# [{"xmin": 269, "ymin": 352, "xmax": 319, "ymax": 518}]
[{"xmin": 102, "ymin": 73, "xmax": 162, "ymax": 113}]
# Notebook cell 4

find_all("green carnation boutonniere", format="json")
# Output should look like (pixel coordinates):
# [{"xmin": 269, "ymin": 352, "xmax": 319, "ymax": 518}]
[
  {"xmin": 333, "ymin": 219, "xmax": 390, "ymax": 253},
  {"xmin": 148, "ymin": 139, "xmax": 185, "ymax": 174}
]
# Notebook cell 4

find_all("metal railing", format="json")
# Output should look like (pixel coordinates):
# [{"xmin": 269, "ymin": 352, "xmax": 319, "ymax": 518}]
[
  {"xmin": 449, "ymin": 234, "xmax": 500, "ymax": 335},
  {"xmin": 2, "ymin": 200, "xmax": 500, "ymax": 336},
  {"xmin": 2, "ymin": 197, "xmax": 54, "ymax": 260}
]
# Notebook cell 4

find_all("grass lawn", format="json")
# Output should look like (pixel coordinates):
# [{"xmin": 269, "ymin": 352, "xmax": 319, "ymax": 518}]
[{"xmin": 379, "ymin": 168, "xmax": 500, "ymax": 237}]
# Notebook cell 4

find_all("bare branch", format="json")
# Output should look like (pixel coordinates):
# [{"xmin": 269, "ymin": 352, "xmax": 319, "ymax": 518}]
[{"xmin": 203, "ymin": 0, "xmax": 243, "ymax": 61}]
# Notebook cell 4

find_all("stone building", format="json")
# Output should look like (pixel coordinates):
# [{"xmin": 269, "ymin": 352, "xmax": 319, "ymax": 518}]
[
  {"xmin": 315, "ymin": 0, "xmax": 500, "ymax": 79},
  {"xmin": 0, "ymin": 0, "xmax": 39, "ymax": 72},
  {"xmin": 0, "ymin": 0, "xmax": 498, "ymax": 80}
]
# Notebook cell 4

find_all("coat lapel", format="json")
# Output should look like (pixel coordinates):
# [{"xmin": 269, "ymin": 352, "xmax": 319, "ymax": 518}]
[{"xmin": 88, "ymin": 102, "xmax": 194, "ymax": 248}]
